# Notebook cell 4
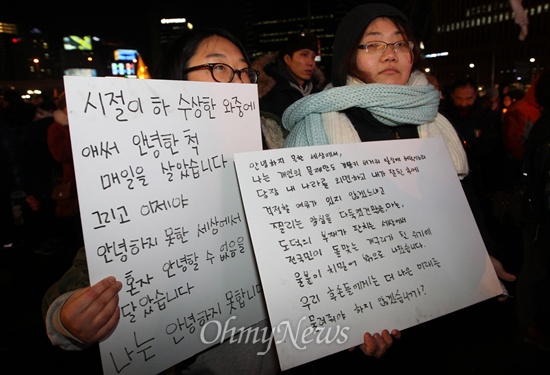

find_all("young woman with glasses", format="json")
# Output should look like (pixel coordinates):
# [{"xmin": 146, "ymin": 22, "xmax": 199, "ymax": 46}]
[
  {"xmin": 155, "ymin": 28, "xmax": 259, "ymax": 84},
  {"xmin": 281, "ymin": 3, "xmax": 517, "ymax": 372},
  {"xmin": 155, "ymin": 28, "xmax": 286, "ymax": 150},
  {"xmin": 42, "ymin": 28, "xmax": 281, "ymax": 375}
]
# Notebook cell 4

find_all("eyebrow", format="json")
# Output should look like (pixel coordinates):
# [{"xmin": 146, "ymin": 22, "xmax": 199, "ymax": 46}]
[
  {"xmin": 205, "ymin": 52, "xmax": 226, "ymax": 59},
  {"xmin": 205, "ymin": 52, "xmax": 247, "ymax": 64},
  {"xmin": 364, "ymin": 30, "xmax": 403, "ymax": 38}
]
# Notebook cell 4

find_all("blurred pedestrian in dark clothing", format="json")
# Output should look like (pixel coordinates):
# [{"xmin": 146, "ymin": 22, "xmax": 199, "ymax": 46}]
[
  {"xmin": 0, "ymin": 88, "xmax": 36, "ymax": 137},
  {"xmin": 18, "ymin": 94, "xmax": 61, "ymax": 251},
  {"xmin": 515, "ymin": 69, "xmax": 550, "ymax": 352},
  {"xmin": 425, "ymin": 73, "xmax": 445, "ymax": 102},
  {"xmin": 440, "ymin": 76, "xmax": 511, "ymax": 195},
  {"xmin": 0, "ymin": 119, "xmax": 40, "ymax": 248},
  {"xmin": 48, "ymin": 93, "xmax": 76, "ymax": 190},
  {"xmin": 47, "ymin": 92, "xmax": 83, "ymax": 251},
  {"xmin": 0, "ymin": 88, "xmax": 50, "ymax": 250},
  {"xmin": 440, "ymin": 77, "xmax": 521, "ymax": 283},
  {"xmin": 482, "ymin": 87, "xmax": 501, "ymax": 113}
]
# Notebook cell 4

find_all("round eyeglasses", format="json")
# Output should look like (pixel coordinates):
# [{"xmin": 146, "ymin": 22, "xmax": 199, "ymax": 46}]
[
  {"xmin": 183, "ymin": 63, "xmax": 260, "ymax": 83},
  {"xmin": 357, "ymin": 40, "xmax": 414, "ymax": 54}
]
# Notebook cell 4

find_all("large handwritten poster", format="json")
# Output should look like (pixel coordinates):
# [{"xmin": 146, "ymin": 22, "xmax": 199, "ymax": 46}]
[
  {"xmin": 64, "ymin": 76, "xmax": 267, "ymax": 375},
  {"xmin": 233, "ymin": 138, "xmax": 503, "ymax": 371}
]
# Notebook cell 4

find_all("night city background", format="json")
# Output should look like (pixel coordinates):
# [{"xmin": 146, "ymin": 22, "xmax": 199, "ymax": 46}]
[{"xmin": 1, "ymin": 0, "xmax": 548, "ymax": 98}]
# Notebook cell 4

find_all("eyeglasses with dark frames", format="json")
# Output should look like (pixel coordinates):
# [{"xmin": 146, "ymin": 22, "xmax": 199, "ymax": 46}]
[
  {"xmin": 183, "ymin": 63, "xmax": 260, "ymax": 83},
  {"xmin": 357, "ymin": 40, "xmax": 414, "ymax": 54}
]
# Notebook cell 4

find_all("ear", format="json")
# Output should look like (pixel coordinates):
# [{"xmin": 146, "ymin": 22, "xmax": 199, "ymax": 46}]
[{"xmin": 283, "ymin": 54, "xmax": 293, "ymax": 65}]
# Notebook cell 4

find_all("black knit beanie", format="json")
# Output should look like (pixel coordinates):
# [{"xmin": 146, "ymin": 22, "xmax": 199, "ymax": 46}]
[
  {"xmin": 331, "ymin": 3, "xmax": 409, "ymax": 87},
  {"xmin": 280, "ymin": 32, "xmax": 319, "ymax": 57}
]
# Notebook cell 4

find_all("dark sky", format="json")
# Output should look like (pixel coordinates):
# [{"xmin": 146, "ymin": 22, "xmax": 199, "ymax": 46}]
[
  {"xmin": 3, "ymin": 7, "xmax": 149, "ymax": 44},
  {"xmin": 1, "ymin": 1, "xmax": 428, "ymax": 64},
  {"xmin": 1, "ymin": 5, "xmax": 248, "ymax": 58}
]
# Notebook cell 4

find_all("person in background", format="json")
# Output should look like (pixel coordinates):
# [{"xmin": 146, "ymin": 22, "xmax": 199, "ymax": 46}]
[
  {"xmin": 439, "ymin": 77, "xmax": 516, "ymax": 249},
  {"xmin": 481, "ymin": 86, "xmax": 505, "ymax": 146},
  {"xmin": 425, "ymin": 73, "xmax": 444, "ymax": 101},
  {"xmin": 482, "ymin": 87, "xmax": 501, "ymax": 113},
  {"xmin": 0, "ymin": 88, "xmax": 35, "ymax": 137},
  {"xmin": 437, "ymin": 86, "xmax": 526, "ymax": 321},
  {"xmin": 31, "ymin": 93, "xmax": 57, "ymax": 121},
  {"xmin": 48, "ymin": 93, "xmax": 75, "ymax": 189},
  {"xmin": 0, "ymin": 88, "xmax": 42, "ymax": 250},
  {"xmin": 18, "ymin": 94, "xmax": 60, "ymax": 252},
  {"xmin": 252, "ymin": 33, "xmax": 325, "ymax": 135},
  {"xmin": 501, "ymin": 86, "xmax": 525, "ymax": 115},
  {"xmin": 501, "ymin": 92, "xmax": 515, "ymax": 113},
  {"xmin": 502, "ymin": 74, "xmax": 542, "ymax": 174},
  {"xmin": 514, "ymin": 68, "xmax": 550, "ymax": 352},
  {"xmin": 281, "ymin": 3, "xmax": 516, "ymax": 371},
  {"xmin": 252, "ymin": 32, "xmax": 325, "ymax": 149},
  {"xmin": 440, "ymin": 76, "xmax": 510, "ymax": 194},
  {"xmin": 47, "ymin": 92, "xmax": 83, "ymax": 251},
  {"xmin": 253, "ymin": 32, "xmax": 325, "ymax": 121},
  {"xmin": 0, "ymin": 117, "xmax": 38, "ymax": 351},
  {"xmin": 0, "ymin": 118, "xmax": 40, "ymax": 249}
]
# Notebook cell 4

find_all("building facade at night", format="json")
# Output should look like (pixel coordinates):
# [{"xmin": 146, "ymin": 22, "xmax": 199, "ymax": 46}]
[
  {"xmin": 1, "ymin": 1, "xmax": 548, "ymax": 96},
  {"xmin": 426, "ymin": 0, "xmax": 549, "ymax": 90}
]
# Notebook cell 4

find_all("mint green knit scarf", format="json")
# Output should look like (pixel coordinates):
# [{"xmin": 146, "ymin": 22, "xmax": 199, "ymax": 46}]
[{"xmin": 283, "ymin": 71, "xmax": 441, "ymax": 147}]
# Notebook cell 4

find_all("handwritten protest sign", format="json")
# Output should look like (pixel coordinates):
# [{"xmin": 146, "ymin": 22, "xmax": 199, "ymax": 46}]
[
  {"xmin": 64, "ymin": 76, "xmax": 267, "ymax": 375},
  {"xmin": 233, "ymin": 138, "xmax": 503, "ymax": 370}
]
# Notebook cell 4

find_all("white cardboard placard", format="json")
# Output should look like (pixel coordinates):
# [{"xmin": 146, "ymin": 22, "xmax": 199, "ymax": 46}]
[
  {"xmin": 233, "ymin": 138, "xmax": 502, "ymax": 370},
  {"xmin": 64, "ymin": 76, "xmax": 267, "ymax": 375}
]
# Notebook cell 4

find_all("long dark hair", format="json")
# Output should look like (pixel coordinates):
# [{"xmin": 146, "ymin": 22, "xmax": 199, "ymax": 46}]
[{"xmin": 153, "ymin": 28, "xmax": 251, "ymax": 80}]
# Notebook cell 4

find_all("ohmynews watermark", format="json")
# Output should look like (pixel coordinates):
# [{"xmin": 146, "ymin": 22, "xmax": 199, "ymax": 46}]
[{"xmin": 200, "ymin": 316, "xmax": 350, "ymax": 355}]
